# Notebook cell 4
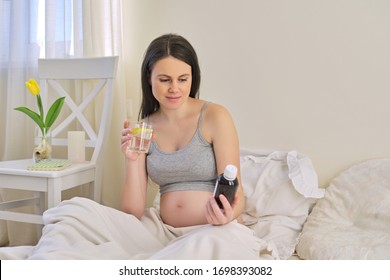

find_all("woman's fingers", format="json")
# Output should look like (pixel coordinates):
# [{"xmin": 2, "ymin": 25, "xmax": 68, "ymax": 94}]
[{"xmin": 206, "ymin": 195, "xmax": 234, "ymax": 225}]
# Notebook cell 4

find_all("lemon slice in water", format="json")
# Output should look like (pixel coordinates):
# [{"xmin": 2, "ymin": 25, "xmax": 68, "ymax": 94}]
[{"xmin": 131, "ymin": 127, "xmax": 153, "ymax": 136}]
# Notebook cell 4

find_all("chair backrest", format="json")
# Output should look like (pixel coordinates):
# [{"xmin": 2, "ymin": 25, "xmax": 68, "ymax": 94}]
[{"xmin": 37, "ymin": 56, "xmax": 118, "ymax": 163}]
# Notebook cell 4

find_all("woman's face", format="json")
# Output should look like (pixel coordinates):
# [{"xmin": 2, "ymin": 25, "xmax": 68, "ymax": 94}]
[{"xmin": 150, "ymin": 56, "xmax": 192, "ymax": 110}]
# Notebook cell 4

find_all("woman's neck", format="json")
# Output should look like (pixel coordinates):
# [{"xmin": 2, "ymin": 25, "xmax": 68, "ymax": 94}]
[{"xmin": 157, "ymin": 98, "xmax": 196, "ymax": 123}]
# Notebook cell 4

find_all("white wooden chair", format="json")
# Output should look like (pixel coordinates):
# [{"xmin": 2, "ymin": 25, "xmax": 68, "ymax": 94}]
[{"xmin": 0, "ymin": 56, "xmax": 118, "ymax": 225}]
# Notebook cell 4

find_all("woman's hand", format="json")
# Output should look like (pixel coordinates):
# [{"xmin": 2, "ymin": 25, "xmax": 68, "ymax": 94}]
[
  {"xmin": 205, "ymin": 194, "xmax": 238, "ymax": 225},
  {"xmin": 120, "ymin": 119, "xmax": 140, "ymax": 160}
]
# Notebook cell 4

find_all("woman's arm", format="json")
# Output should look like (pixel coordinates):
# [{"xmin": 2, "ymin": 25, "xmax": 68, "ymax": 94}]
[
  {"xmin": 203, "ymin": 103, "xmax": 245, "ymax": 225},
  {"xmin": 120, "ymin": 120, "xmax": 149, "ymax": 219}
]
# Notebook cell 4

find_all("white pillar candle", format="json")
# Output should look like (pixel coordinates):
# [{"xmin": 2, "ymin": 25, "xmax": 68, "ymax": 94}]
[{"xmin": 68, "ymin": 131, "xmax": 85, "ymax": 163}]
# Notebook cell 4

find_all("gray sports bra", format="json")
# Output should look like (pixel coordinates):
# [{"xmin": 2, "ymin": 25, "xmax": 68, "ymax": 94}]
[{"xmin": 147, "ymin": 102, "xmax": 217, "ymax": 194}]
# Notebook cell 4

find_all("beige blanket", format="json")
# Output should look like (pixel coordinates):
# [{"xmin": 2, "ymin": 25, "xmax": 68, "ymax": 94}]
[{"xmin": 0, "ymin": 197, "xmax": 274, "ymax": 260}]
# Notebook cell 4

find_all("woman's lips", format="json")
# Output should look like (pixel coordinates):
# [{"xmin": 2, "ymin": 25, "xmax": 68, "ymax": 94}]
[{"xmin": 166, "ymin": 95, "xmax": 181, "ymax": 101}]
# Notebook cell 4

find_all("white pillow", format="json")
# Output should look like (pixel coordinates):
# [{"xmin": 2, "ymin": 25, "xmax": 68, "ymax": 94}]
[
  {"xmin": 296, "ymin": 158, "xmax": 390, "ymax": 259},
  {"xmin": 240, "ymin": 149, "xmax": 324, "ymax": 259}
]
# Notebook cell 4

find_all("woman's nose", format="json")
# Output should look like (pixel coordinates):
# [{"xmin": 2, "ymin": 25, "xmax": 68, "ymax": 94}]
[{"xmin": 168, "ymin": 81, "xmax": 179, "ymax": 93}]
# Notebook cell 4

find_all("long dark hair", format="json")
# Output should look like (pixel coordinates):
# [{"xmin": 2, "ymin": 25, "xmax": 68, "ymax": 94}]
[{"xmin": 139, "ymin": 34, "xmax": 201, "ymax": 119}]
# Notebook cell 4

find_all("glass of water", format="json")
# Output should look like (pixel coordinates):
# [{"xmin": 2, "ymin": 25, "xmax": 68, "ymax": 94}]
[{"xmin": 127, "ymin": 121, "xmax": 153, "ymax": 153}]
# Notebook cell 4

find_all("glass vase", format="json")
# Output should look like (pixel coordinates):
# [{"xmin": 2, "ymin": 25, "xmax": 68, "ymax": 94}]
[{"xmin": 33, "ymin": 127, "xmax": 52, "ymax": 163}]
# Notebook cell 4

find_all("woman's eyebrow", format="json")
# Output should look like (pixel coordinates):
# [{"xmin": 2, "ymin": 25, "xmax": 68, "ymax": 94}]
[{"xmin": 157, "ymin": 74, "xmax": 190, "ymax": 78}]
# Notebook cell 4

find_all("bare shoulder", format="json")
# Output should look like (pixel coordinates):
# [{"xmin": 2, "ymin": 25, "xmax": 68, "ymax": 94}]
[
  {"xmin": 204, "ymin": 102, "xmax": 232, "ymax": 123},
  {"xmin": 201, "ymin": 101, "xmax": 237, "ymax": 143}
]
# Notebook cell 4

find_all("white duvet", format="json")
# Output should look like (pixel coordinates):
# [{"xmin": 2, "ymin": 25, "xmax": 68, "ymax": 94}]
[
  {"xmin": 0, "ymin": 149, "xmax": 322, "ymax": 260},
  {"xmin": 0, "ymin": 197, "xmax": 275, "ymax": 260}
]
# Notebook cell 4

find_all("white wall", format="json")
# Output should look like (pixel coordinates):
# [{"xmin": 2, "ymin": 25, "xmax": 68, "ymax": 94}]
[{"xmin": 123, "ymin": 0, "xmax": 390, "ymax": 187}]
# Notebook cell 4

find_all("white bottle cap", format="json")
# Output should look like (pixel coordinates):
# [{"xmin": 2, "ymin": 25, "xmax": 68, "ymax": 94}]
[{"xmin": 223, "ymin": 164, "xmax": 237, "ymax": 180}]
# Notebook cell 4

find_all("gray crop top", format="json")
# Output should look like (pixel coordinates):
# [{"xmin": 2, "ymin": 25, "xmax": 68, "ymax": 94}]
[{"xmin": 147, "ymin": 102, "xmax": 217, "ymax": 194}]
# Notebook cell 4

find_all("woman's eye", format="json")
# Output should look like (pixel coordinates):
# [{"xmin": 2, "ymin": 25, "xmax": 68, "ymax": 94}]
[
  {"xmin": 179, "ymin": 78, "xmax": 187, "ymax": 83},
  {"xmin": 160, "ymin": 79, "xmax": 170, "ymax": 83}
]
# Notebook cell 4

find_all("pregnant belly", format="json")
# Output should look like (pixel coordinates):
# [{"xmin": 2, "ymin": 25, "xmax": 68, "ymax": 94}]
[{"xmin": 160, "ymin": 190, "xmax": 212, "ymax": 227}]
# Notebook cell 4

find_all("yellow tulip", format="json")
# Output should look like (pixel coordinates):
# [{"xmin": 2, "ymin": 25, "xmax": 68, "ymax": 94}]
[
  {"xmin": 25, "ymin": 78, "xmax": 40, "ymax": 96},
  {"xmin": 16, "ymin": 78, "xmax": 65, "ymax": 139}
]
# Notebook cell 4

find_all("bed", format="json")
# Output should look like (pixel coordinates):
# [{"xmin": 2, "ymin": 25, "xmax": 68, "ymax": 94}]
[{"xmin": 0, "ymin": 148, "xmax": 388, "ymax": 260}]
